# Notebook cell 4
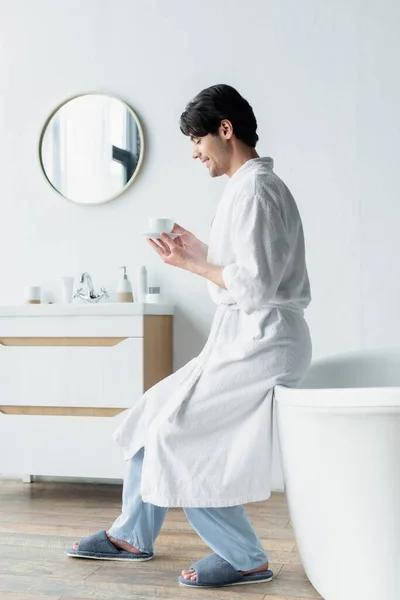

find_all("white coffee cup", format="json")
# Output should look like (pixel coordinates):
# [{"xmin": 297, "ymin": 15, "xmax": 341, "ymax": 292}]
[{"xmin": 148, "ymin": 217, "xmax": 174, "ymax": 234}]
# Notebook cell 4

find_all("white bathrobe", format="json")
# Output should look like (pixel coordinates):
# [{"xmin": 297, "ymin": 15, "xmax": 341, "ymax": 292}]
[{"xmin": 113, "ymin": 157, "xmax": 312, "ymax": 507}]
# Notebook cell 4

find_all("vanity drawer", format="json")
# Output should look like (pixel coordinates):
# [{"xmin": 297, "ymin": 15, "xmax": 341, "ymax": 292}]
[
  {"xmin": 0, "ymin": 315, "xmax": 144, "ymax": 339},
  {"xmin": 0, "ymin": 338, "xmax": 143, "ymax": 408},
  {"xmin": 0, "ymin": 412, "xmax": 128, "ymax": 479}
]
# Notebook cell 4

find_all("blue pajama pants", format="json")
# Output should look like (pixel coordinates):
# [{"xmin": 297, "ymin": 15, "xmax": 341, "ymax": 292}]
[{"xmin": 109, "ymin": 447, "xmax": 268, "ymax": 571}]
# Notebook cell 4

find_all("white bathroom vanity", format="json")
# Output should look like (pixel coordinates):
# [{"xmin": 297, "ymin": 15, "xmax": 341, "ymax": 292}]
[{"xmin": 0, "ymin": 303, "xmax": 174, "ymax": 481}]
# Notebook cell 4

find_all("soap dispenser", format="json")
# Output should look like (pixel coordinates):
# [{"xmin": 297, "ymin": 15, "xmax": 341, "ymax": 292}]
[{"xmin": 117, "ymin": 266, "xmax": 134, "ymax": 302}]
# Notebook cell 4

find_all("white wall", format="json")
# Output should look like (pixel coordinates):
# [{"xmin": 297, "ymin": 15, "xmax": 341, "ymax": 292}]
[{"xmin": 0, "ymin": 0, "xmax": 399, "ymax": 489}]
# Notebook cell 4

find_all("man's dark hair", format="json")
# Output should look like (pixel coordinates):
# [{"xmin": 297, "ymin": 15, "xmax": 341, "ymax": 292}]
[{"xmin": 180, "ymin": 84, "xmax": 258, "ymax": 148}]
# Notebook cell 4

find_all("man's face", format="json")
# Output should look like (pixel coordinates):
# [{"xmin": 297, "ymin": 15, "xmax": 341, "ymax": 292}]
[{"xmin": 191, "ymin": 126, "xmax": 231, "ymax": 178}]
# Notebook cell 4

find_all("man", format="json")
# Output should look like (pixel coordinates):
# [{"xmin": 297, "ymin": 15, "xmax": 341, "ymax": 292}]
[{"xmin": 68, "ymin": 84, "xmax": 312, "ymax": 589}]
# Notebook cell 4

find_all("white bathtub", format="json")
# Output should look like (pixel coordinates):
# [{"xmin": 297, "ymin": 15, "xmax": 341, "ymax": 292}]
[{"xmin": 274, "ymin": 348, "xmax": 400, "ymax": 600}]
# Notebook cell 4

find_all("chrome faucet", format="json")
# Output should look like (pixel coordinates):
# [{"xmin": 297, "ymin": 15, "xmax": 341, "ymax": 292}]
[{"xmin": 73, "ymin": 272, "xmax": 109, "ymax": 304}]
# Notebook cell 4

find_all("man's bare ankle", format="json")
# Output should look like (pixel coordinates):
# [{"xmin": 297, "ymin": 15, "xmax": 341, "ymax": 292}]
[
  {"xmin": 240, "ymin": 560, "xmax": 269, "ymax": 574},
  {"xmin": 106, "ymin": 532, "xmax": 146, "ymax": 554}
]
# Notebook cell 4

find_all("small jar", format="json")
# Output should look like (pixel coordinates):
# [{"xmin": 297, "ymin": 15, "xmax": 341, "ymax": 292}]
[
  {"xmin": 146, "ymin": 286, "xmax": 162, "ymax": 304},
  {"xmin": 25, "ymin": 285, "xmax": 41, "ymax": 304}
]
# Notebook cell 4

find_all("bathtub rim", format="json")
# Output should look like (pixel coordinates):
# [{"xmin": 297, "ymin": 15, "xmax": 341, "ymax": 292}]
[
  {"xmin": 274, "ymin": 384, "xmax": 400, "ymax": 408},
  {"xmin": 274, "ymin": 347, "xmax": 400, "ymax": 407}
]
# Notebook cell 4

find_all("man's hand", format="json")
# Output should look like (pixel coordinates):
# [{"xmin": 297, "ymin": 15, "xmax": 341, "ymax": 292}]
[
  {"xmin": 147, "ymin": 230, "xmax": 226, "ymax": 289},
  {"xmin": 171, "ymin": 223, "xmax": 208, "ymax": 261},
  {"xmin": 147, "ymin": 233, "xmax": 193, "ymax": 270}
]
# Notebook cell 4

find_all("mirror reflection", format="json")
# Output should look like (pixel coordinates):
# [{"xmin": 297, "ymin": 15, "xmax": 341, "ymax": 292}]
[{"xmin": 39, "ymin": 94, "xmax": 144, "ymax": 205}]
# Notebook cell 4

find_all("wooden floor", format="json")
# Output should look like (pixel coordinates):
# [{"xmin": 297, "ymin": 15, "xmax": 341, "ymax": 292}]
[{"xmin": 0, "ymin": 479, "xmax": 322, "ymax": 600}]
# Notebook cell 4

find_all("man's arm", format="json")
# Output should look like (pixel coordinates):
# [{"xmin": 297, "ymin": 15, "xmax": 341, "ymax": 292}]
[{"xmin": 186, "ymin": 259, "xmax": 226, "ymax": 289}]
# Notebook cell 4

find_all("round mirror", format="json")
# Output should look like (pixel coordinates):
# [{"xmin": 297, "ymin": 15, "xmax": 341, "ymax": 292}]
[{"xmin": 39, "ymin": 93, "xmax": 144, "ymax": 205}]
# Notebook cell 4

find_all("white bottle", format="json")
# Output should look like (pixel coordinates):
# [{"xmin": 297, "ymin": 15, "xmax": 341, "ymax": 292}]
[
  {"xmin": 137, "ymin": 266, "xmax": 147, "ymax": 303},
  {"xmin": 60, "ymin": 276, "xmax": 74, "ymax": 304},
  {"xmin": 117, "ymin": 266, "xmax": 134, "ymax": 302}
]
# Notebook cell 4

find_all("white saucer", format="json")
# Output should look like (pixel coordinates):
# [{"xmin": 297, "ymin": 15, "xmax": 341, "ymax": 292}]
[{"xmin": 141, "ymin": 231, "xmax": 180, "ymax": 239}]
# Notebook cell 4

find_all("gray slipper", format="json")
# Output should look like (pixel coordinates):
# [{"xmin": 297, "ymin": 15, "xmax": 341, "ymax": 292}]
[
  {"xmin": 178, "ymin": 552, "xmax": 273, "ymax": 588},
  {"xmin": 67, "ymin": 530, "xmax": 153, "ymax": 562}
]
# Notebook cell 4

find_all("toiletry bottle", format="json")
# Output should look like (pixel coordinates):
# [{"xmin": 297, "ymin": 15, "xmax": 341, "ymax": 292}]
[
  {"xmin": 117, "ymin": 266, "xmax": 134, "ymax": 302},
  {"xmin": 146, "ymin": 286, "xmax": 162, "ymax": 304},
  {"xmin": 60, "ymin": 276, "xmax": 74, "ymax": 304},
  {"xmin": 137, "ymin": 265, "xmax": 147, "ymax": 303}
]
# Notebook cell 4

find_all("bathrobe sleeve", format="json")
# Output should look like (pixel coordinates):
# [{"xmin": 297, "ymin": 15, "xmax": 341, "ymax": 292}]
[{"xmin": 222, "ymin": 186, "xmax": 291, "ymax": 315}]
